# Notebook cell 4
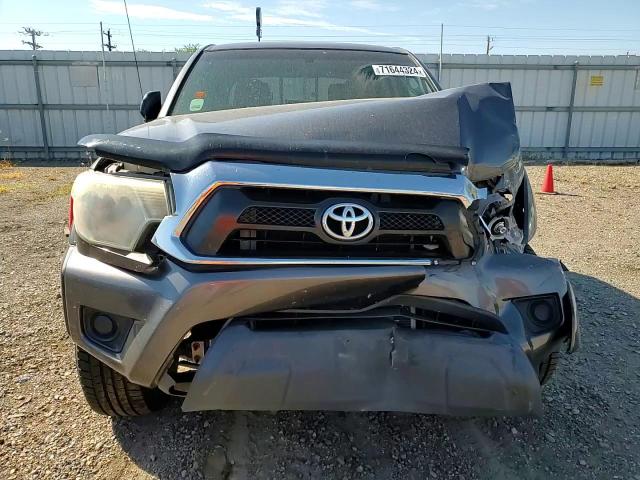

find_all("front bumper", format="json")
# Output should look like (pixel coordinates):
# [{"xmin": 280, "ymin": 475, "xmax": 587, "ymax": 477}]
[{"xmin": 62, "ymin": 246, "xmax": 578, "ymax": 415}]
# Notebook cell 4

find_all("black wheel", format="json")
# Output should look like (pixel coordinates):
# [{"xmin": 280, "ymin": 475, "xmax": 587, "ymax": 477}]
[
  {"xmin": 524, "ymin": 244, "xmax": 536, "ymax": 255},
  {"xmin": 75, "ymin": 346, "xmax": 168, "ymax": 417},
  {"xmin": 538, "ymin": 351, "xmax": 561, "ymax": 385}
]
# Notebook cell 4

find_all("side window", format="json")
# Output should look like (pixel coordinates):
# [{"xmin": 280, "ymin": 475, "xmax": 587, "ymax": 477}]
[{"xmin": 406, "ymin": 77, "xmax": 426, "ymax": 96}]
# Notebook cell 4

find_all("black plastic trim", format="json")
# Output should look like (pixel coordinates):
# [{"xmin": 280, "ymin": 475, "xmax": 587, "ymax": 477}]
[
  {"xmin": 262, "ymin": 294, "xmax": 507, "ymax": 334},
  {"xmin": 81, "ymin": 307, "xmax": 134, "ymax": 354},
  {"xmin": 513, "ymin": 294, "xmax": 563, "ymax": 335},
  {"xmin": 76, "ymin": 236, "xmax": 161, "ymax": 275},
  {"xmin": 378, "ymin": 295, "xmax": 507, "ymax": 333}
]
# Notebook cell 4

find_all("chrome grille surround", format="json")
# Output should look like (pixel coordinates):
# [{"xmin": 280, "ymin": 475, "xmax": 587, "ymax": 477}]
[{"xmin": 152, "ymin": 161, "xmax": 486, "ymax": 266}]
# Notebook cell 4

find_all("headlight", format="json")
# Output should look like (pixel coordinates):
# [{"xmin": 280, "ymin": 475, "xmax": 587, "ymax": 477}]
[{"xmin": 71, "ymin": 170, "xmax": 170, "ymax": 252}]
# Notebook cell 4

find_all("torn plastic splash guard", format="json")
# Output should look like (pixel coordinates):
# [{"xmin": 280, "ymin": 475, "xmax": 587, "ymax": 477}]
[{"xmin": 181, "ymin": 320, "xmax": 541, "ymax": 416}]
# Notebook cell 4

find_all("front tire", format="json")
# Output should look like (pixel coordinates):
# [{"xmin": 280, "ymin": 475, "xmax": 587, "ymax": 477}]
[{"xmin": 75, "ymin": 347, "xmax": 167, "ymax": 417}]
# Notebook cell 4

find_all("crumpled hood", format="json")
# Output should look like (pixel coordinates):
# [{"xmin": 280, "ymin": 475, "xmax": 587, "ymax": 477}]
[{"xmin": 79, "ymin": 82, "xmax": 520, "ymax": 183}]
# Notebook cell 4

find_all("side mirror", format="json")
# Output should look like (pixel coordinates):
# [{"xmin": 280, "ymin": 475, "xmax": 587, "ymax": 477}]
[{"xmin": 140, "ymin": 91, "xmax": 161, "ymax": 122}]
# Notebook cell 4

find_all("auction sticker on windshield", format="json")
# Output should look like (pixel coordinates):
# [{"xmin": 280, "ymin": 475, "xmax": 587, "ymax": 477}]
[
  {"xmin": 372, "ymin": 65, "xmax": 427, "ymax": 77},
  {"xmin": 189, "ymin": 98, "xmax": 204, "ymax": 111}
]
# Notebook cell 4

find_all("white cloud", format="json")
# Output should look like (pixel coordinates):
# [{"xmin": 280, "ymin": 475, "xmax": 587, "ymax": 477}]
[
  {"xmin": 462, "ymin": 0, "xmax": 531, "ymax": 10},
  {"xmin": 465, "ymin": 0, "xmax": 502, "ymax": 10},
  {"xmin": 350, "ymin": 0, "xmax": 399, "ymax": 12},
  {"xmin": 275, "ymin": 0, "xmax": 327, "ymax": 18},
  {"xmin": 203, "ymin": 0, "xmax": 388, "ymax": 34},
  {"xmin": 91, "ymin": 0, "xmax": 214, "ymax": 21}
]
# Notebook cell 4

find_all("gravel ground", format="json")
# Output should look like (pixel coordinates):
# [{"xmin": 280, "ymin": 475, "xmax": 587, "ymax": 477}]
[{"xmin": 0, "ymin": 163, "xmax": 639, "ymax": 480}]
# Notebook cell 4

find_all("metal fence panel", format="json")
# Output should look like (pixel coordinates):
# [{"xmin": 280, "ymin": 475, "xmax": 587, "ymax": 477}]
[
  {"xmin": 1, "ymin": 109, "xmax": 42, "ymax": 146},
  {"xmin": 0, "ymin": 50, "xmax": 192, "ymax": 159},
  {"xmin": 421, "ymin": 53, "xmax": 640, "ymax": 160},
  {"xmin": 1, "ymin": 50, "xmax": 639, "ymax": 161}
]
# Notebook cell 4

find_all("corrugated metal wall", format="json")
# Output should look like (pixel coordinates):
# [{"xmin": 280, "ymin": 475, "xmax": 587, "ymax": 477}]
[
  {"xmin": 0, "ymin": 50, "xmax": 190, "ymax": 160},
  {"xmin": 420, "ymin": 53, "xmax": 640, "ymax": 160},
  {"xmin": 1, "ymin": 50, "xmax": 639, "ymax": 161}
]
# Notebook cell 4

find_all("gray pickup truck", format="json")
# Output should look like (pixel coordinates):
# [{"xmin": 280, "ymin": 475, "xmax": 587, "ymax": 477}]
[{"xmin": 62, "ymin": 42, "xmax": 579, "ymax": 417}]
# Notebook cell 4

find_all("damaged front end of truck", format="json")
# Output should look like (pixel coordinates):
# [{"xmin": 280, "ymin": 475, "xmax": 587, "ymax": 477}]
[{"xmin": 63, "ymin": 81, "xmax": 579, "ymax": 417}]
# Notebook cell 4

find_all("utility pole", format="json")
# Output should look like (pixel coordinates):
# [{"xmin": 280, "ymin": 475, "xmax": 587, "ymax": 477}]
[
  {"xmin": 20, "ymin": 27, "xmax": 46, "ymax": 50},
  {"xmin": 485, "ymin": 35, "xmax": 494, "ymax": 55},
  {"xmin": 102, "ymin": 26, "xmax": 116, "ymax": 51},
  {"xmin": 99, "ymin": 22, "xmax": 112, "ymax": 130},
  {"xmin": 438, "ymin": 23, "xmax": 443, "ymax": 82}
]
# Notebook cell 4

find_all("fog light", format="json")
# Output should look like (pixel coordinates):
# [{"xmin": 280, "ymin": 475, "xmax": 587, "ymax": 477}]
[
  {"xmin": 82, "ymin": 308, "xmax": 134, "ymax": 353},
  {"xmin": 529, "ymin": 300, "xmax": 553, "ymax": 324},
  {"xmin": 91, "ymin": 314, "xmax": 117, "ymax": 340},
  {"xmin": 514, "ymin": 295, "xmax": 562, "ymax": 334}
]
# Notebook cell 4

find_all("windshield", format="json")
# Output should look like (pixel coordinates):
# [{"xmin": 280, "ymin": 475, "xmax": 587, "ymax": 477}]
[{"xmin": 170, "ymin": 48, "xmax": 436, "ymax": 115}]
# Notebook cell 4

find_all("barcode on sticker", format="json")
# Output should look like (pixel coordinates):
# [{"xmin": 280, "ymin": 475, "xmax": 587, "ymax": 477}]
[{"xmin": 372, "ymin": 65, "xmax": 427, "ymax": 77}]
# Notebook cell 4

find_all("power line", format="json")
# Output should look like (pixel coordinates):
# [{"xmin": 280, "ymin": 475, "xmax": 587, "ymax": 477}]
[
  {"xmin": 2, "ymin": 21, "xmax": 640, "ymax": 30},
  {"xmin": 14, "ymin": 34, "xmax": 639, "ymax": 46},
  {"xmin": 9, "ymin": 27, "xmax": 639, "ymax": 42},
  {"xmin": 30, "ymin": 40, "xmax": 639, "ymax": 53},
  {"xmin": 6, "ymin": 20, "xmax": 639, "ymax": 56}
]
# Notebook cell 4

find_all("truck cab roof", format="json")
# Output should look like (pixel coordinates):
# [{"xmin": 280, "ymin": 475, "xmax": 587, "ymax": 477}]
[{"xmin": 203, "ymin": 41, "xmax": 411, "ymax": 54}]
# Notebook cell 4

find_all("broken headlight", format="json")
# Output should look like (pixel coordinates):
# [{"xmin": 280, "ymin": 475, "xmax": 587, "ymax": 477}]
[{"xmin": 71, "ymin": 170, "xmax": 170, "ymax": 252}]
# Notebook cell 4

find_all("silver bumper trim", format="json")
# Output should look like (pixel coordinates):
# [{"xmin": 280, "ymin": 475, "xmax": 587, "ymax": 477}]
[{"xmin": 172, "ymin": 254, "xmax": 435, "ymax": 266}]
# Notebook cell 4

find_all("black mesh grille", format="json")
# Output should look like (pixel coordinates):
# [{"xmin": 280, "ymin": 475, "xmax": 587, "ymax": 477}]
[
  {"xmin": 237, "ymin": 206, "xmax": 315, "ymax": 227},
  {"xmin": 237, "ymin": 206, "xmax": 444, "ymax": 232},
  {"xmin": 219, "ymin": 230, "xmax": 448, "ymax": 259},
  {"xmin": 185, "ymin": 185, "xmax": 471, "ymax": 260},
  {"xmin": 379, "ymin": 212, "xmax": 444, "ymax": 231}
]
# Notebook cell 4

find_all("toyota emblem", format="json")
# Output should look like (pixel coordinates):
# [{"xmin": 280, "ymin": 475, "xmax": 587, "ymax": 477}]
[{"xmin": 321, "ymin": 203, "xmax": 374, "ymax": 241}]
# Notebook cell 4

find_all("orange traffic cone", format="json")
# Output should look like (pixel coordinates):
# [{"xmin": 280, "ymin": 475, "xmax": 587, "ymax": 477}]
[{"xmin": 541, "ymin": 164, "xmax": 556, "ymax": 194}]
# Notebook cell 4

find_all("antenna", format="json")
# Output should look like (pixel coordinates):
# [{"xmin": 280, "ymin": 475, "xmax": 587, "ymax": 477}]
[
  {"xmin": 256, "ymin": 7, "xmax": 262, "ymax": 42},
  {"xmin": 123, "ymin": 0, "xmax": 143, "ymax": 97}
]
